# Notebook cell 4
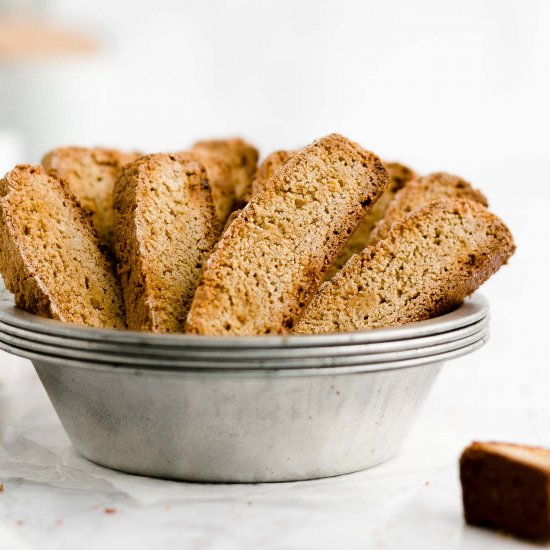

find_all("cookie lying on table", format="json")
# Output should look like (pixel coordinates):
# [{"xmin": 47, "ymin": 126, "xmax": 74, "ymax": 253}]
[
  {"xmin": 0, "ymin": 165, "xmax": 126, "ymax": 328},
  {"xmin": 367, "ymin": 172, "xmax": 488, "ymax": 245},
  {"xmin": 113, "ymin": 153, "xmax": 219, "ymax": 332},
  {"xmin": 42, "ymin": 146, "xmax": 140, "ymax": 252},
  {"xmin": 190, "ymin": 138, "xmax": 258, "ymax": 224},
  {"xmin": 461, "ymin": 441, "xmax": 550, "ymax": 542},
  {"xmin": 185, "ymin": 133, "xmax": 389, "ymax": 336},
  {"xmin": 294, "ymin": 199, "xmax": 514, "ymax": 334}
]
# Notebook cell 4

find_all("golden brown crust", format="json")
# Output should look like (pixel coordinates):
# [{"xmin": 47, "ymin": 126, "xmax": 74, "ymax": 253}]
[
  {"xmin": 463, "ymin": 442, "xmax": 550, "ymax": 473},
  {"xmin": 190, "ymin": 138, "xmax": 259, "ymax": 224},
  {"xmin": 249, "ymin": 150, "xmax": 294, "ymax": 199},
  {"xmin": 327, "ymin": 161, "xmax": 417, "ymax": 276},
  {"xmin": 294, "ymin": 199, "xmax": 515, "ymax": 334},
  {"xmin": 367, "ymin": 172, "xmax": 489, "ymax": 245},
  {"xmin": 113, "ymin": 153, "xmax": 219, "ymax": 332},
  {"xmin": 185, "ymin": 133, "xmax": 389, "ymax": 336},
  {"xmin": 42, "ymin": 146, "xmax": 140, "ymax": 252},
  {"xmin": 0, "ymin": 165, "xmax": 126, "ymax": 328}
]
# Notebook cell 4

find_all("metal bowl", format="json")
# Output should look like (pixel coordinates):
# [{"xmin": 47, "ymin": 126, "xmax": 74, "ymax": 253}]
[{"xmin": 0, "ymin": 295, "xmax": 489, "ymax": 482}]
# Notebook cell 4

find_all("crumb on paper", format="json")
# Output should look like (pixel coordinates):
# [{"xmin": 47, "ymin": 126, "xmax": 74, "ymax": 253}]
[
  {"xmin": 56, "ymin": 518, "xmax": 64, "ymax": 526},
  {"xmin": 15, "ymin": 520, "xmax": 24, "ymax": 526},
  {"xmin": 104, "ymin": 507, "xmax": 117, "ymax": 514},
  {"xmin": 165, "ymin": 505, "xmax": 172, "ymax": 512},
  {"xmin": 0, "ymin": 483, "xmax": 4, "ymax": 492},
  {"xmin": 424, "ymin": 481, "xmax": 430, "ymax": 486},
  {"xmin": 247, "ymin": 500, "xmax": 253, "ymax": 506}
]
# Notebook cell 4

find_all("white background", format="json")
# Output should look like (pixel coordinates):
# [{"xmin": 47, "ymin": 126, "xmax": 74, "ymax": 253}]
[{"xmin": 1, "ymin": 1, "xmax": 549, "ymax": 548}]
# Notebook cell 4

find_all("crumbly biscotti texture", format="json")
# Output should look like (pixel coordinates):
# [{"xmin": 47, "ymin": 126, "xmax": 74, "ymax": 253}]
[
  {"xmin": 327, "ymin": 161, "xmax": 416, "ymax": 276},
  {"xmin": 249, "ymin": 150, "xmax": 294, "ymax": 199},
  {"xmin": 187, "ymin": 152, "xmax": 234, "ymax": 224},
  {"xmin": 0, "ymin": 165, "xmax": 126, "ymax": 328},
  {"xmin": 42, "ymin": 147, "xmax": 140, "ymax": 252},
  {"xmin": 294, "ymin": 199, "xmax": 514, "ymax": 334},
  {"xmin": 460, "ymin": 441, "xmax": 550, "ymax": 542},
  {"xmin": 191, "ymin": 138, "xmax": 259, "ymax": 224},
  {"xmin": 185, "ymin": 133, "xmax": 389, "ymax": 336},
  {"xmin": 367, "ymin": 172, "xmax": 488, "ymax": 245},
  {"xmin": 113, "ymin": 153, "xmax": 219, "ymax": 332}
]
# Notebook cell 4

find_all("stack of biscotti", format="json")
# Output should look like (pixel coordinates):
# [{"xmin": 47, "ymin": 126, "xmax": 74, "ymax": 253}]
[
  {"xmin": 42, "ymin": 147, "xmax": 141, "ymax": 253},
  {"xmin": 185, "ymin": 134, "xmax": 389, "ymax": 335},
  {"xmin": 294, "ymin": 199, "xmax": 514, "ymax": 334},
  {"xmin": 0, "ymin": 132, "xmax": 515, "ymax": 334}
]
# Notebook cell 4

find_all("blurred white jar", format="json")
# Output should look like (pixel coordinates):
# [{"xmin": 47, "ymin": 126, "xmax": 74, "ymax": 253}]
[{"xmin": 0, "ymin": 16, "xmax": 110, "ymax": 164}]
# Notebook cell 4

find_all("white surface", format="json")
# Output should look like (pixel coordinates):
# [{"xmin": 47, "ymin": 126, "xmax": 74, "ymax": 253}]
[{"xmin": 1, "ymin": 0, "xmax": 549, "ymax": 548}]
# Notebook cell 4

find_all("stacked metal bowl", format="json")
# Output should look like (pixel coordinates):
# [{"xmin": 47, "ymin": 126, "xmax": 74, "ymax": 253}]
[{"xmin": 0, "ymin": 292, "xmax": 489, "ymax": 482}]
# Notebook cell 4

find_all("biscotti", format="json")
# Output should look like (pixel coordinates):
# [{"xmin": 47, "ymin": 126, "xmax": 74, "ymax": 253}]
[
  {"xmin": 113, "ymin": 153, "xmax": 219, "ymax": 332},
  {"xmin": 294, "ymin": 199, "xmax": 514, "ymax": 334},
  {"xmin": 185, "ymin": 133, "xmax": 389, "ymax": 336},
  {"xmin": 252, "ymin": 158, "xmax": 414, "ymax": 274},
  {"xmin": 461, "ymin": 441, "xmax": 550, "ymax": 542},
  {"xmin": 367, "ymin": 172, "xmax": 488, "ymax": 245},
  {"xmin": 191, "ymin": 138, "xmax": 259, "ymax": 223},
  {"xmin": 42, "ymin": 146, "xmax": 140, "ymax": 251},
  {"xmin": 0, "ymin": 165, "xmax": 126, "ymax": 328},
  {"xmin": 249, "ymin": 149, "xmax": 294, "ymax": 198},
  {"xmin": 327, "ymin": 161, "xmax": 416, "ymax": 276}
]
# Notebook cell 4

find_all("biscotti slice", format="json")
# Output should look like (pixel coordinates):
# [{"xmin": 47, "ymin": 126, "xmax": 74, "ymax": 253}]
[
  {"xmin": 0, "ymin": 165, "xmax": 126, "ymax": 328},
  {"xmin": 42, "ymin": 146, "xmax": 140, "ymax": 251},
  {"xmin": 113, "ymin": 153, "xmax": 219, "ymax": 332},
  {"xmin": 185, "ymin": 133, "xmax": 389, "ymax": 336},
  {"xmin": 327, "ymin": 161, "xmax": 416, "ymax": 276},
  {"xmin": 461, "ymin": 441, "xmax": 550, "ymax": 541},
  {"xmin": 294, "ymin": 199, "xmax": 514, "ymax": 334},
  {"xmin": 190, "ymin": 138, "xmax": 259, "ymax": 223},
  {"xmin": 367, "ymin": 172, "xmax": 488, "ymax": 245},
  {"xmin": 249, "ymin": 149, "xmax": 295, "ymax": 198}
]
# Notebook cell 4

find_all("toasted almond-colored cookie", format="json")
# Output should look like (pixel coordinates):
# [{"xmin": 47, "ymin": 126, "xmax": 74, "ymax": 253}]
[
  {"xmin": 187, "ymin": 152, "xmax": 234, "ymax": 224},
  {"xmin": 190, "ymin": 138, "xmax": 259, "ymax": 223},
  {"xmin": 42, "ymin": 146, "xmax": 140, "ymax": 251},
  {"xmin": 113, "ymin": 153, "xmax": 219, "ymax": 332},
  {"xmin": 249, "ymin": 149, "xmax": 294, "ymax": 198},
  {"xmin": 367, "ymin": 172, "xmax": 488, "ymax": 245},
  {"xmin": 460, "ymin": 441, "xmax": 550, "ymax": 542},
  {"xmin": 327, "ymin": 161, "xmax": 416, "ymax": 276},
  {"xmin": 185, "ymin": 133, "xmax": 389, "ymax": 336},
  {"xmin": 384, "ymin": 162, "xmax": 417, "ymax": 190},
  {"xmin": 294, "ymin": 199, "xmax": 515, "ymax": 334},
  {"xmin": 0, "ymin": 165, "xmax": 126, "ymax": 328}
]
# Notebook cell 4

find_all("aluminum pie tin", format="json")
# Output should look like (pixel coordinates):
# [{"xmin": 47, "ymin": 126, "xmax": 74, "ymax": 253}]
[
  {"xmin": 0, "ymin": 314, "xmax": 489, "ymax": 360},
  {"xmin": 0, "ymin": 294, "xmax": 491, "ymax": 482},
  {"xmin": 17, "ymin": 339, "xmax": 487, "ymax": 482},
  {"xmin": 0, "ymin": 293, "xmax": 488, "ymax": 349}
]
